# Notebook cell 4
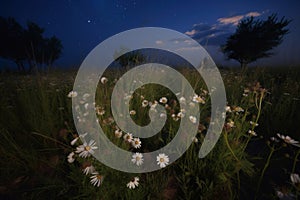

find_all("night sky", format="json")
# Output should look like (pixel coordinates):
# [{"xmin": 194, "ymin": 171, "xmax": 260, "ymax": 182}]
[{"xmin": 1, "ymin": 0, "xmax": 300, "ymax": 68}]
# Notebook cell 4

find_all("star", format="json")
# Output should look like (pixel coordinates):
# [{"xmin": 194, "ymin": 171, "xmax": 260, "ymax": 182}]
[{"xmin": 87, "ymin": 20, "xmax": 91, "ymax": 23}]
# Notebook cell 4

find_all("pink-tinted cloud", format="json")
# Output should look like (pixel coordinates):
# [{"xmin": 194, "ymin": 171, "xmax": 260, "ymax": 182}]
[
  {"xmin": 185, "ymin": 29, "xmax": 197, "ymax": 36},
  {"xmin": 217, "ymin": 15, "xmax": 244, "ymax": 25},
  {"xmin": 217, "ymin": 11, "xmax": 262, "ymax": 26}
]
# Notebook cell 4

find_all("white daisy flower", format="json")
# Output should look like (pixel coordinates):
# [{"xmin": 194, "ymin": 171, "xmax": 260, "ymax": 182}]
[
  {"xmin": 123, "ymin": 133, "xmax": 133, "ymax": 143},
  {"xmin": 67, "ymin": 91, "xmax": 77, "ymax": 98},
  {"xmin": 226, "ymin": 119, "xmax": 235, "ymax": 128},
  {"xmin": 100, "ymin": 77, "xmax": 108, "ymax": 84},
  {"xmin": 83, "ymin": 164, "xmax": 95, "ymax": 175},
  {"xmin": 248, "ymin": 130, "xmax": 257, "ymax": 136},
  {"xmin": 127, "ymin": 177, "xmax": 139, "ymax": 189},
  {"xmin": 115, "ymin": 129, "xmax": 123, "ymax": 138},
  {"xmin": 160, "ymin": 113, "xmax": 166, "ymax": 118},
  {"xmin": 156, "ymin": 153, "xmax": 169, "ymax": 168},
  {"xmin": 142, "ymin": 100, "xmax": 149, "ymax": 107},
  {"xmin": 131, "ymin": 138, "xmax": 142, "ymax": 149},
  {"xmin": 159, "ymin": 97, "xmax": 168, "ymax": 104},
  {"xmin": 250, "ymin": 121, "xmax": 259, "ymax": 127},
  {"xmin": 75, "ymin": 140, "xmax": 98, "ymax": 158},
  {"xmin": 192, "ymin": 137, "xmax": 198, "ymax": 143},
  {"xmin": 189, "ymin": 116, "xmax": 197, "ymax": 124},
  {"xmin": 67, "ymin": 152, "xmax": 75, "ymax": 163},
  {"xmin": 95, "ymin": 106, "xmax": 105, "ymax": 116},
  {"xmin": 129, "ymin": 110, "xmax": 136, "ymax": 115},
  {"xmin": 225, "ymin": 106, "xmax": 232, "ymax": 112},
  {"xmin": 233, "ymin": 106, "xmax": 244, "ymax": 112},
  {"xmin": 177, "ymin": 112, "xmax": 185, "ymax": 118},
  {"xmin": 192, "ymin": 94, "xmax": 205, "ymax": 104},
  {"xmin": 131, "ymin": 153, "xmax": 144, "ymax": 166},
  {"xmin": 179, "ymin": 97, "xmax": 186, "ymax": 104},
  {"xmin": 277, "ymin": 133, "xmax": 300, "ymax": 146},
  {"xmin": 291, "ymin": 173, "xmax": 300, "ymax": 184},
  {"xmin": 90, "ymin": 172, "xmax": 104, "ymax": 187}
]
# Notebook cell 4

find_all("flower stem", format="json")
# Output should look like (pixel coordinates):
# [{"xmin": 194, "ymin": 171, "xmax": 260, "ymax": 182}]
[
  {"xmin": 255, "ymin": 146, "xmax": 275, "ymax": 199},
  {"xmin": 224, "ymin": 131, "xmax": 239, "ymax": 162}
]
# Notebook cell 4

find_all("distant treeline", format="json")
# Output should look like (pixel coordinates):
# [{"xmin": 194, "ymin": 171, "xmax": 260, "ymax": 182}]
[{"xmin": 0, "ymin": 16, "xmax": 62, "ymax": 73}]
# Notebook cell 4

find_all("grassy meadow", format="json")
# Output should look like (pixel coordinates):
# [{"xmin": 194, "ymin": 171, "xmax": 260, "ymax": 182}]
[{"xmin": 0, "ymin": 66, "xmax": 300, "ymax": 199}]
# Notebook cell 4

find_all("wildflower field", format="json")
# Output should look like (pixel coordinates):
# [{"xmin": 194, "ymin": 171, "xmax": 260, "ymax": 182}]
[{"xmin": 0, "ymin": 66, "xmax": 300, "ymax": 199}]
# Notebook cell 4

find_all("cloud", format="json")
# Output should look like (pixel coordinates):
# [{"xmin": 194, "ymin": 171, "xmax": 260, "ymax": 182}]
[
  {"xmin": 155, "ymin": 40, "xmax": 163, "ymax": 45},
  {"xmin": 185, "ymin": 11, "xmax": 263, "ymax": 46},
  {"xmin": 185, "ymin": 29, "xmax": 197, "ymax": 36},
  {"xmin": 217, "ymin": 15, "xmax": 244, "ymax": 26},
  {"xmin": 218, "ymin": 11, "xmax": 262, "ymax": 25}
]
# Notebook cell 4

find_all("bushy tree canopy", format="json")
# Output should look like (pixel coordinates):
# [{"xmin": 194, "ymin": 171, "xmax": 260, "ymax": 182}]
[
  {"xmin": 0, "ymin": 16, "xmax": 63, "ymax": 72},
  {"xmin": 221, "ymin": 14, "xmax": 291, "ymax": 68}
]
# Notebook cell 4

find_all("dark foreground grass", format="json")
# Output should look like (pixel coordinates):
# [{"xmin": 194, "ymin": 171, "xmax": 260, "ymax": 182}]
[{"xmin": 0, "ymin": 66, "xmax": 300, "ymax": 199}]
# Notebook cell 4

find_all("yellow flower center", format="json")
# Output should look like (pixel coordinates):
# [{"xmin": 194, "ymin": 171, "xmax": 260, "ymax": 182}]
[
  {"xmin": 96, "ymin": 175, "xmax": 102, "ymax": 180},
  {"xmin": 160, "ymin": 158, "xmax": 164, "ymax": 162},
  {"xmin": 135, "ymin": 141, "xmax": 139, "ymax": 145},
  {"xmin": 85, "ymin": 146, "xmax": 91, "ymax": 151}
]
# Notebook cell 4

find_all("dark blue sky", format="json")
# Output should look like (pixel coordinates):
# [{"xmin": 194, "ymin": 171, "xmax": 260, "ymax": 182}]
[{"xmin": 1, "ymin": 0, "xmax": 300, "ymax": 68}]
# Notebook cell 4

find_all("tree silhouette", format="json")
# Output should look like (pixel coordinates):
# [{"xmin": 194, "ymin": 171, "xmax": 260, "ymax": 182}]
[
  {"xmin": 221, "ymin": 14, "xmax": 291, "ymax": 69},
  {"xmin": 0, "ymin": 17, "xmax": 63, "ymax": 72},
  {"xmin": 0, "ymin": 17, "xmax": 26, "ymax": 71}
]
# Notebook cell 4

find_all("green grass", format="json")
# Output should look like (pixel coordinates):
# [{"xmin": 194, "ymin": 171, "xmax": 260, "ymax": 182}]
[{"xmin": 0, "ymin": 66, "xmax": 300, "ymax": 199}]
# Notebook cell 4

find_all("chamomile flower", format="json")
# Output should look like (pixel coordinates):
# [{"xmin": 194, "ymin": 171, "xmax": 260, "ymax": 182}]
[
  {"xmin": 233, "ymin": 106, "xmax": 244, "ymax": 112},
  {"xmin": 277, "ymin": 133, "xmax": 300, "ymax": 146},
  {"xmin": 123, "ymin": 133, "xmax": 133, "ymax": 143},
  {"xmin": 114, "ymin": 129, "xmax": 123, "ymax": 138},
  {"xmin": 129, "ymin": 110, "xmax": 136, "ymax": 116},
  {"xmin": 159, "ymin": 97, "xmax": 168, "ymax": 104},
  {"xmin": 67, "ymin": 91, "xmax": 78, "ymax": 98},
  {"xmin": 192, "ymin": 94, "xmax": 205, "ymax": 104},
  {"xmin": 82, "ymin": 164, "xmax": 95, "ymax": 175},
  {"xmin": 67, "ymin": 152, "xmax": 75, "ymax": 163},
  {"xmin": 95, "ymin": 106, "xmax": 105, "ymax": 116},
  {"xmin": 131, "ymin": 137, "xmax": 142, "ymax": 149},
  {"xmin": 290, "ymin": 173, "xmax": 300, "ymax": 184},
  {"xmin": 179, "ymin": 97, "xmax": 186, "ymax": 104},
  {"xmin": 192, "ymin": 137, "xmax": 199, "ymax": 143},
  {"xmin": 156, "ymin": 153, "xmax": 169, "ymax": 168},
  {"xmin": 226, "ymin": 119, "xmax": 235, "ymax": 128},
  {"xmin": 250, "ymin": 121, "xmax": 259, "ymax": 127},
  {"xmin": 100, "ymin": 77, "xmax": 108, "ymax": 84},
  {"xmin": 131, "ymin": 153, "xmax": 144, "ymax": 166},
  {"xmin": 248, "ymin": 130, "xmax": 257, "ymax": 136},
  {"xmin": 142, "ymin": 100, "xmax": 149, "ymax": 107},
  {"xmin": 127, "ymin": 177, "xmax": 139, "ymax": 189},
  {"xmin": 225, "ymin": 106, "xmax": 232, "ymax": 112},
  {"xmin": 177, "ymin": 111, "xmax": 185, "ymax": 118},
  {"xmin": 90, "ymin": 172, "xmax": 104, "ymax": 187},
  {"xmin": 76, "ymin": 140, "xmax": 98, "ymax": 158},
  {"xmin": 189, "ymin": 116, "xmax": 197, "ymax": 124}
]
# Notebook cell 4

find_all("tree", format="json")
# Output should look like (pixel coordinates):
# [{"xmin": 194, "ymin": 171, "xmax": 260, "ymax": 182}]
[
  {"xmin": 0, "ymin": 17, "xmax": 26, "ymax": 72},
  {"xmin": 221, "ymin": 14, "xmax": 291, "ymax": 69},
  {"xmin": 0, "ymin": 17, "xmax": 63, "ymax": 73}
]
